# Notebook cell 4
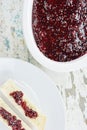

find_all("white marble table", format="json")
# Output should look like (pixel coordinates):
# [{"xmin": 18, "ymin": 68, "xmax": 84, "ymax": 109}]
[{"xmin": 0, "ymin": 0, "xmax": 87, "ymax": 130}]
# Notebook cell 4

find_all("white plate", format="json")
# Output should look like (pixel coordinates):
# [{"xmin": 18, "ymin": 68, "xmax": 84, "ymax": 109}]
[{"xmin": 0, "ymin": 58, "xmax": 65, "ymax": 130}]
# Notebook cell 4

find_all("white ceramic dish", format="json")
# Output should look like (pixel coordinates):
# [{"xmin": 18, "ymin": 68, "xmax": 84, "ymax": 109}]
[
  {"xmin": 23, "ymin": 0, "xmax": 87, "ymax": 72},
  {"xmin": 0, "ymin": 58, "xmax": 65, "ymax": 130}
]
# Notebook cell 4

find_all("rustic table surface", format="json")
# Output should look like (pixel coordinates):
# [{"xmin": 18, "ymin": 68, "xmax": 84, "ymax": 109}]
[{"xmin": 0, "ymin": 1, "xmax": 87, "ymax": 130}]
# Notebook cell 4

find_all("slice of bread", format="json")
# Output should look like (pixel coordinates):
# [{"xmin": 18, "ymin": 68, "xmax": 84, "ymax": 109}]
[
  {"xmin": 0, "ymin": 80, "xmax": 46, "ymax": 130},
  {"xmin": 0, "ymin": 97, "xmax": 31, "ymax": 130}
]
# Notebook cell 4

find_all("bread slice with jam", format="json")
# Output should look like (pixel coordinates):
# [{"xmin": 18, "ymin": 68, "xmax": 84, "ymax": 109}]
[
  {"xmin": 0, "ymin": 80, "xmax": 46, "ymax": 130},
  {"xmin": 0, "ymin": 97, "xmax": 31, "ymax": 130}
]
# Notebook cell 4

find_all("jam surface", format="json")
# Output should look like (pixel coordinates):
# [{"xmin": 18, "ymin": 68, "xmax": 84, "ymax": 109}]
[
  {"xmin": 32, "ymin": 0, "xmax": 87, "ymax": 62},
  {"xmin": 10, "ymin": 91, "xmax": 38, "ymax": 118},
  {"xmin": 0, "ymin": 107, "xmax": 25, "ymax": 130}
]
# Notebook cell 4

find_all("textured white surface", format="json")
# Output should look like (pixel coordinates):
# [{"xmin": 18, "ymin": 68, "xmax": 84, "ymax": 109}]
[{"xmin": 0, "ymin": 0, "xmax": 87, "ymax": 130}]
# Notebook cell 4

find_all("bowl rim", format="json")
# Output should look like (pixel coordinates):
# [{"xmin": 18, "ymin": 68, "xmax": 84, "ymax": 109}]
[{"xmin": 23, "ymin": 0, "xmax": 87, "ymax": 72}]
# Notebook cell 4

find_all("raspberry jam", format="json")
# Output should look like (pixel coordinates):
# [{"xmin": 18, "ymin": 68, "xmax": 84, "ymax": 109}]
[
  {"xmin": 32, "ymin": 0, "xmax": 87, "ymax": 62},
  {"xmin": 10, "ymin": 91, "xmax": 38, "ymax": 118},
  {"xmin": 0, "ymin": 107, "xmax": 25, "ymax": 130}
]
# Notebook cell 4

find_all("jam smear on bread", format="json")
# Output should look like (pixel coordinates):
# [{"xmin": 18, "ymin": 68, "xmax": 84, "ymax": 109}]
[
  {"xmin": 0, "ymin": 107, "xmax": 25, "ymax": 130},
  {"xmin": 10, "ymin": 91, "xmax": 38, "ymax": 119}
]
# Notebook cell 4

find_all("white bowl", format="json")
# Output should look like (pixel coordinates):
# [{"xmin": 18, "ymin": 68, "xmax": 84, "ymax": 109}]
[{"xmin": 23, "ymin": 0, "xmax": 87, "ymax": 72}]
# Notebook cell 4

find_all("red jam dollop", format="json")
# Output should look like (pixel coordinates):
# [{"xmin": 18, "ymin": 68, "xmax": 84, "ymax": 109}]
[
  {"xmin": 32, "ymin": 0, "xmax": 87, "ymax": 62},
  {"xmin": 0, "ymin": 107, "xmax": 25, "ymax": 130},
  {"xmin": 10, "ymin": 91, "xmax": 38, "ymax": 119}
]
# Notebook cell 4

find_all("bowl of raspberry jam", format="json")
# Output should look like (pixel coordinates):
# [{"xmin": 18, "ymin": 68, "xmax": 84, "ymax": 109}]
[{"xmin": 23, "ymin": 0, "xmax": 87, "ymax": 72}]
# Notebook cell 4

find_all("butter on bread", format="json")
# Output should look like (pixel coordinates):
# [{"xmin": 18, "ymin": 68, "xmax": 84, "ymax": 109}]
[
  {"xmin": 0, "ymin": 97, "xmax": 31, "ymax": 130},
  {"xmin": 0, "ymin": 80, "xmax": 46, "ymax": 130}
]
